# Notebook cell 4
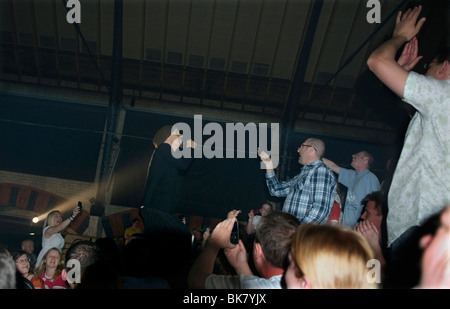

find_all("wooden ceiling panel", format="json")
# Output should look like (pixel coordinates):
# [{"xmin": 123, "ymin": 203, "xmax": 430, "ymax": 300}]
[
  {"xmin": 165, "ymin": 0, "xmax": 190, "ymax": 60},
  {"xmin": 229, "ymin": 0, "xmax": 263, "ymax": 66},
  {"xmin": 271, "ymin": 0, "xmax": 310, "ymax": 79},
  {"xmin": 123, "ymin": 0, "xmax": 145, "ymax": 60},
  {"xmin": 186, "ymin": 0, "xmax": 215, "ymax": 59},
  {"xmin": 252, "ymin": 0, "xmax": 286, "ymax": 71}
]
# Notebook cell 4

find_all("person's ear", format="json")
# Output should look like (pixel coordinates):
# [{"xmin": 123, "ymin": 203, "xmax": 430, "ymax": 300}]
[
  {"xmin": 419, "ymin": 234, "xmax": 433, "ymax": 249},
  {"xmin": 300, "ymin": 275, "xmax": 312, "ymax": 289},
  {"xmin": 61, "ymin": 269, "xmax": 67, "ymax": 281},
  {"xmin": 254, "ymin": 242, "xmax": 264, "ymax": 259}
]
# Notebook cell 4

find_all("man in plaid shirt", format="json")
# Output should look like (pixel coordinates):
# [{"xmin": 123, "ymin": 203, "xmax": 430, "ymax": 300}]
[{"xmin": 259, "ymin": 138, "xmax": 337, "ymax": 224}]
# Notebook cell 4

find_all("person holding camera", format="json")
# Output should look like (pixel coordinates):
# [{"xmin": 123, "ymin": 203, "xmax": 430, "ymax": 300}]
[{"xmin": 188, "ymin": 210, "xmax": 299, "ymax": 289}]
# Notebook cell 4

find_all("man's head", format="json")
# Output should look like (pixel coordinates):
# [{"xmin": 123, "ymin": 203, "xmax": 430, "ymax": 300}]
[
  {"xmin": 425, "ymin": 46, "xmax": 450, "ymax": 80},
  {"xmin": 297, "ymin": 138, "xmax": 325, "ymax": 165},
  {"xmin": 350, "ymin": 151, "xmax": 373, "ymax": 173},
  {"xmin": 153, "ymin": 125, "xmax": 180, "ymax": 148},
  {"xmin": 259, "ymin": 203, "xmax": 273, "ymax": 216},
  {"xmin": 419, "ymin": 206, "xmax": 450, "ymax": 288},
  {"xmin": 253, "ymin": 211, "xmax": 300, "ymax": 275},
  {"xmin": 360, "ymin": 191, "xmax": 384, "ymax": 231},
  {"xmin": 62, "ymin": 240, "xmax": 103, "ymax": 288},
  {"xmin": 21, "ymin": 239, "xmax": 34, "ymax": 254},
  {"xmin": 131, "ymin": 218, "xmax": 140, "ymax": 228}
]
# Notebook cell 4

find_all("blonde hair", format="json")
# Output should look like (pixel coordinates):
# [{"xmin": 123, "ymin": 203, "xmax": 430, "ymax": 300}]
[
  {"xmin": 291, "ymin": 224, "xmax": 377, "ymax": 289},
  {"xmin": 44, "ymin": 210, "xmax": 61, "ymax": 228},
  {"xmin": 34, "ymin": 248, "xmax": 64, "ymax": 280}
]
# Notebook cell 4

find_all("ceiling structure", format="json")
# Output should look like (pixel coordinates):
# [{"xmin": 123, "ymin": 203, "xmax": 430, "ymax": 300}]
[
  {"xmin": 0, "ymin": 0, "xmax": 449, "ymax": 232},
  {"xmin": 2, "ymin": 0, "xmax": 448, "ymax": 146}
]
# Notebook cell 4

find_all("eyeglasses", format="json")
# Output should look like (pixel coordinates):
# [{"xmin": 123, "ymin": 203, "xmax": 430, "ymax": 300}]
[
  {"xmin": 16, "ymin": 259, "xmax": 30, "ymax": 264},
  {"xmin": 300, "ymin": 144, "xmax": 317, "ymax": 151}
]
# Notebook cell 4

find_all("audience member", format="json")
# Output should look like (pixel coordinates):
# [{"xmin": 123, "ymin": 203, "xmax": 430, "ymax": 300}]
[
  {"xmin": 322, "ymin": 151, "xmax": 380, "ymax": 228},
  {"xmin": 12, "ymin": 250, "xmax": 44, "ymax": 289},
  {"xmin": 0, "ymin": 252, "xmax": 16, "ymax": 289},
  {"xmin": 384, "ymin": 205, "xmax": 445, "ymax": 288},
  {"xmin": 62, "ymin": 240, "xmax": 122, "ymax": 289},
  {"xmin": 367, "ymin": 5, "xmax": 450, "ymax": 259},
  {"xmin": 35, "ymin": 247, "xmax": 67, "ymax": 289},
  {"xmin": 416, "ymin": 205, "xmax": 450, "ymax": 289},
  {"xmin": 285, "ymin": 224, "xmax": 377, "ymax": 289},
  {"xmin": 35, "ymin": 205, "xmax": 81, "ymax": 266},
  {"xmin": 124, "ymin": 218, "xmax": 143, "ymax": 245},
  {"xmin": 259, "ymin": 138, "xmax": 337, "ymax": 224},
  {"xmin": 21, "ymin": 239, "xmax": 37, "ymax": 267},
  {"xmin": 246, "ymin": 202, "xmax": 272, "ymax": 235},
  {"xmin": 354, "ymin": 191, "xmax": 387, "ymax": 281},
  {"xmin": 188, "ymin": 210, "xmax": 300, "ymax": 289}
]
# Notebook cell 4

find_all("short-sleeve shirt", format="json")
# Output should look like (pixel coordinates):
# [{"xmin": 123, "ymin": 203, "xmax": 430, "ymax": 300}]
[
  {"xmin": 41, "ymin": 274, "xmax": 67, "ymax": 289},
  {"xmin": 387, "ymin": 72, "xmax": 450, "ymax": 246},
  {"xmin": 339, "ymin": 168, "xmax": 380, "ymax": 228}
]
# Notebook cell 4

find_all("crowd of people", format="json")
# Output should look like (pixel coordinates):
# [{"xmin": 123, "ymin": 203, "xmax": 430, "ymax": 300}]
[{"xmin": 0, "ymin": 5, "xmax": 449, "ymax": 290}]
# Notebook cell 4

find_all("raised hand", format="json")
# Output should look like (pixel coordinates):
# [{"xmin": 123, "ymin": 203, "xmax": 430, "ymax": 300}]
[
  {"xmin": 258, "ymin": 148, "xmax": 273, "ymax": 171},
  {"xmin": 393, "ymin": 6, "xmax": 426, "ymax": 42},
  {"xmin": 397, "ymin": 37, "xmax": 423, "ymax": 71}
]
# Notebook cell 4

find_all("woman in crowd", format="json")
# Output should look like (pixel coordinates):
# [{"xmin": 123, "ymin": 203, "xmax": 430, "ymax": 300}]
[
  {"xmin": 35, "ymin": 205, "xmax": 80, "ymax": 266},
  {"xmin": 12, "ymin": 250, "xmax": 44, "ymax": 289},
  {"xmin": 35, "ymin": 247, "xmax": 67, "ymax": 289},
  {"xmin": 285, "ymin": 224, "xmax": 377, "ymax": 289}
]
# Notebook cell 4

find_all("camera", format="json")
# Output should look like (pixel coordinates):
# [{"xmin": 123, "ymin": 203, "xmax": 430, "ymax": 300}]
[{"xmin": 230, "ymin": 221, "xmax": 239, "ymax": 245}]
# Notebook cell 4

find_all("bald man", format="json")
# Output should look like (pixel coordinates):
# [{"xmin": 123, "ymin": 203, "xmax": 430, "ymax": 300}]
[{"xmin": 259, "ymin": 138, "xmax": 337, "ymax": 224}]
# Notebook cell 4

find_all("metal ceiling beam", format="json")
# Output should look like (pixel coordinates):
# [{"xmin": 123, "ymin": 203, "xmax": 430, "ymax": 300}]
[
  {"xmin": 279, "ymin": 0, "xmax": 324, "ymax": 181},
  {"xmin": 96, "ymin": 0, "xmax": 123, "ymax": 214}
]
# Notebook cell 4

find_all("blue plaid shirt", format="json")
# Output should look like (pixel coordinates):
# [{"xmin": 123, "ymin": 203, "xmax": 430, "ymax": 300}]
[{"xmin": 265, "ymin": 160, "xmax": 336, "ymax": 224}]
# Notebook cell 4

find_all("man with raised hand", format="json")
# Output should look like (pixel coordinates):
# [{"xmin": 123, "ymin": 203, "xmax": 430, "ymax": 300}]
[{"xmin": 367, "ymin": 6, "xmax": 450, "ymax": 257}]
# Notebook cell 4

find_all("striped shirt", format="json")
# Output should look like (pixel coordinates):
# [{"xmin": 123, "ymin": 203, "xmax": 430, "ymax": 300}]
[{"xmin": 265, "ymin": 160, "xmax": 336, "ymax": 224}]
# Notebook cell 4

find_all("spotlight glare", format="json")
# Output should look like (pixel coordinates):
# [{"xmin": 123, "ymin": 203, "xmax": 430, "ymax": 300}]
[{"xmin": 32, "ymin": 217, "xmax": 39, "ymax": 223}]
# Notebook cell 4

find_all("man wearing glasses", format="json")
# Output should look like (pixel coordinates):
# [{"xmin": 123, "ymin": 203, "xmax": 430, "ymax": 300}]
[{"xmin": 258, "ymin": 138, "xmax": 337, "ymax": 224}]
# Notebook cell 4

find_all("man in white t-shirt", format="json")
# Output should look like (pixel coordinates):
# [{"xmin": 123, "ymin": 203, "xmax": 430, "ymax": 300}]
[
  {"xmin": 367, "ymin": 6, "xmax": 450, "ymax": 254},
  {"xmin": 187, "ymin": 210, "xmax": 299, "ymax": 289}
]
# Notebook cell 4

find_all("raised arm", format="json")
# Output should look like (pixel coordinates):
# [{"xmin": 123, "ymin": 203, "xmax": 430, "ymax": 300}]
[
  {"xmin": 45, "ymin": 206, "xmax": 80, "ymax": 238},
  {"xmin": 322, "ymin": 158, "xmax": 340, "ymax": 174},
  {"xmin": 188, "ymin": 218, "xmax": 237, "ymax": 289},
  {"xmin": 367, "ymin": 6, "xmax": 426, "ymax": 98}
]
